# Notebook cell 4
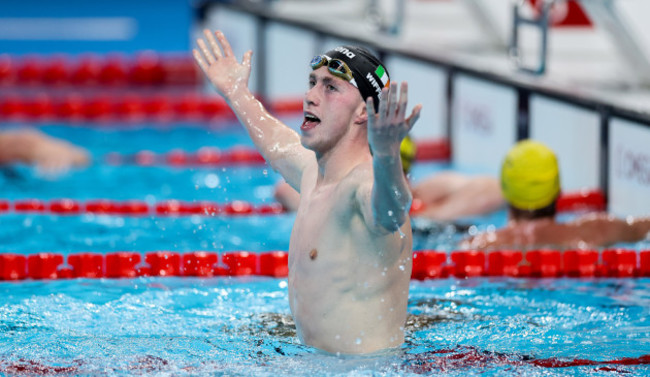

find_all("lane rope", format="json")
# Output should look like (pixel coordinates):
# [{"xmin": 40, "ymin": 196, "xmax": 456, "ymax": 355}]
[
  {"xmin": 0, "ymin": 52, "xmax": 200, "ymax": 87},
  {"xmin": 0, "ymin": 198, "xmax": 285, "ymax": 216},
  {"xmin": 0, "ymin": 93, "xmax": 234, "ymax": 122},
  {"xmin": 0, "ymin": 189, "xmax": 605, "ymax": 217},
  {"xmin": 103, "ymin": 140, "xmax": 451, "ymax": 166},
  {"xmin": 0, "ymin": 248, "xmax": 648, "ymax": 281}
]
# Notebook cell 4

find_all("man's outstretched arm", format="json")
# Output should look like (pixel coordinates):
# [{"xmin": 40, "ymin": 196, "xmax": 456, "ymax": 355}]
[
  {"xmin": 361, "ymin": 82, "xmax": 421, "ymax": 233},
  {"xmin": 193, "ymin": 29, "xmax": 312, "ymax": 189}
]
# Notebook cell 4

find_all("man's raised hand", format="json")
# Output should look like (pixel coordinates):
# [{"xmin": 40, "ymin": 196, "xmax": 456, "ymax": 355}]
[
  {"xmin": 366, "ymin": 82, "xmax": 422, "ymax": 158},
  {"xmin": 193, "ymin": 29, "xmax": 253, "ymax": 99}
]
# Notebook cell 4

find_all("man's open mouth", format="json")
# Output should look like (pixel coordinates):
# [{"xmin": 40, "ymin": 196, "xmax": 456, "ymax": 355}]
[{"xmin": 301, "ymin": 112, "xmax": 321, "ymax": 131}]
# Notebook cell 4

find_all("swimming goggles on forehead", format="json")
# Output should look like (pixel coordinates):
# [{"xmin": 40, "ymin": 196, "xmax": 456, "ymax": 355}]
[{"xmin": 310, "ymin": 55, "xmax": 357, "ymax": 87}]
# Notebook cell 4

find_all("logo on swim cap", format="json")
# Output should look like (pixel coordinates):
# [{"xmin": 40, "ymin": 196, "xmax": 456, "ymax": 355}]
[
  {"xmin": 366, "ymin": 72, "xmax": 382, "ymax": 96},
  {"xmin": 501, "ymin": 140, "xmax": 560, "ymax": 211},
  {"xmin": 334, "ymin": 46, "xmax": 356, "ymax": 59}
]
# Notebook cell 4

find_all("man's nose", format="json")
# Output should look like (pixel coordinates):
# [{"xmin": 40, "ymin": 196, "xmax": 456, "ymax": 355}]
[{"xmin": 305, "ymin": 86, "xmax": 319, "ymax": 106}]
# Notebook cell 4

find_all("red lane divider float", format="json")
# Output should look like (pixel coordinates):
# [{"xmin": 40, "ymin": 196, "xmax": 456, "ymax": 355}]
[
  {"xmin": 1, "ymin": 249, "xmax": 649, "ymax": 281},
  {"xmin": 487, "ymin": 250, "xmax": 523, "ymax": 277},
  {"xmin": 0, "ymin": 200, "xmax": 9, "ymax": 213},
  {"xmin": 0, "ymin": 52, "xmax": 200, "ymax": 87},
  {"xmin": 0, "ymin": 189, "xmax": 604, "ymax": 218},
  {"xmin": 105, "ymin": 146, "xmax": 266, "ymax": 166},
  {"xmin": 0, "ymin": 251, "xmax": 291, "ymax": 280},
  {"xmin": 105, "ymin": 140, "xmax": 451, "ymax": 167},
  {"xmin": 0, "ymin": 198, "xmax": 285, "ymax": 216},
  {"xmin": 0, "ymin": 93, "xmax": 234, "ymax": 122},
  {"xmin": 556, "ymin": 190, "xmax": 606, "ymax": 212},
  {"xmin": 411, "ymin": 249, "xmax": 650, "ymax": 280},
  {"xmin": 410, "ymin": 189, "xmax": 603, "ymax": 215}
]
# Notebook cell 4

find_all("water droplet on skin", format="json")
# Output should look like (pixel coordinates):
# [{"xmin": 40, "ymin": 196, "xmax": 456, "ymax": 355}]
[
  {"xmin": 335, "ymin": 334, "xmax": 340, "ymax": 340},
  {"xmin": 355, "ymin": 338, "xmax": 362, "ymax": 345},
  {"xmin": 399, "ymin": 265, "xmax": 405, "ymax": 271},
  {"xmin": 387, "ymin": 210, "xmax": 393, "ymax": 217}
]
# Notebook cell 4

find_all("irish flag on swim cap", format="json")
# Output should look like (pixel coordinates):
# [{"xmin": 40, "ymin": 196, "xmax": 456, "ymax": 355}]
[{"xmin": 375, "ymin": 65, "xmax": 389, "ymax": 86}]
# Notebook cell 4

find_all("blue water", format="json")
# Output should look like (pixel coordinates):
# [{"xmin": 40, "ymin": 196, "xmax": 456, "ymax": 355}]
[
  {"xmin": 0, "ymin": 214, "xmax": 294, "ymax": 255},
  {"xmin": 1, "ymin": 122, "xmax": 649, "ymax": 376},
  {"xmin": 0, "ymin": 277, "xmax": 648, "ymax": 376},
  {"xmin": 0, "ymin": 124, "xmax": 278, "ymax": 201}
]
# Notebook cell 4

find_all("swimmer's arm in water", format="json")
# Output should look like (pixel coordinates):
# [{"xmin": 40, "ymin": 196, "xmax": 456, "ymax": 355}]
[
  {"xmin": 458, "ymin": 228, "xmax": 512, "ymax": 250},
  {"xmin": 361, "ymin": 82, "xmax": 421, "ymax": 232},
  {"xmin": 0, "ymin": 131, "xmax": 33, "ymax": 164},
  {"xmin": 0, "ymin": 129, "xmax": 89, "ymax": 174},
  {"xmin": 193, "ymin": 29, "xmax": 312, "ymax": 189},
  {"xmin": 573, "ymin": 214, "xmax": 650, "ymax": 246}
]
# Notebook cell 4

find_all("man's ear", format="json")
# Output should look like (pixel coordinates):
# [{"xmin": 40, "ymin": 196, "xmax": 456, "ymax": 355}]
[{"xmin": 354, "ymin": 100, "xmax": 368, "ymax": 125}]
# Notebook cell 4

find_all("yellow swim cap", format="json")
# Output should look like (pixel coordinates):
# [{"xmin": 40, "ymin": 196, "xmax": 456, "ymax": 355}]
[
  {"xmin": 501, "ymin": 140, "xmax": 560, "ymax": 211},
  {"xmin": 400, "ymin": 135, "xmax": 417, "ymax": 174}
]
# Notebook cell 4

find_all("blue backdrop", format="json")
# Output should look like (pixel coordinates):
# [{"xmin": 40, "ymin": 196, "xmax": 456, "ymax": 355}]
[{"xmin": 0, "ymin": 0, "xmax": 195, "ymax": 54}]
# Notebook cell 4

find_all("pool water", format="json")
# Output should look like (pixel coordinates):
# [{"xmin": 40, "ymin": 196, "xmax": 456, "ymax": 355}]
[
  {"xmin": 1, "ymin": 122, "xmax": 649, "ymax": 376},
  {"xmin": 1, "ymin": 276, "xmax": 648, "ymax": 376}
]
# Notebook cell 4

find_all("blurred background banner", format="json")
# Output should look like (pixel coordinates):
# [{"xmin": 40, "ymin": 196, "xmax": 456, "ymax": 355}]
[{"xmin": 0, "ymin": 0, "xmax": 193, "ymax": 54}]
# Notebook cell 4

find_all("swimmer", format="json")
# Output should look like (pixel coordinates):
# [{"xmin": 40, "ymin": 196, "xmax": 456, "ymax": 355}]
[
  {"xmin": 0, "ymin": 129, "xmax": 89, "ymax": 176},
  {"xmin": 461, "ymin": 140, "xmax": 650, "ymax": 250},
  {"xmin": 194, "ymin": 30, "xmax": 421, "ymax": 354},
  {"xmin": 275, "ymin": 136, "xmax": 505, "ymax": 221}
]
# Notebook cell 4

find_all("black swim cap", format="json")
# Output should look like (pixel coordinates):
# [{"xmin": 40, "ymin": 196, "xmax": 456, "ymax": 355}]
[{"xmin": 320, "ymin": 46, "xmax": 390, "ymax": 112}]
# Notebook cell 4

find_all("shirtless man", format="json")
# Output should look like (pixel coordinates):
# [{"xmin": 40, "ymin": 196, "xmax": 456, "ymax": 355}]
[
  {"xmin": 0, "ymin": 129, "xmax": 89, "ymax": 175},
  {"xmin": 193, "ymin": 30, "xmax": 421, "ymax": 354},
  {"xmin": 461, "ymin": 140, "xmax": 650, "ymax": 250}
]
